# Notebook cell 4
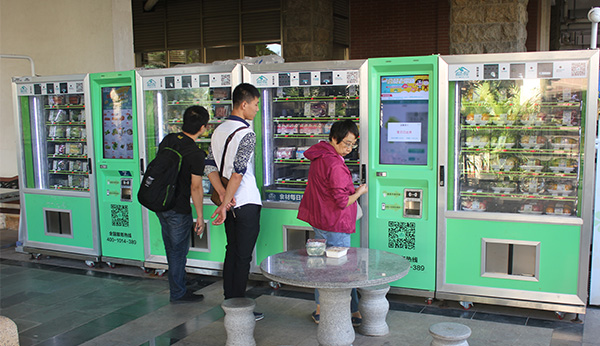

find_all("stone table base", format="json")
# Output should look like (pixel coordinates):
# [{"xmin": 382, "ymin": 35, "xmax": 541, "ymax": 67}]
[
  {"xmin": 358, "ymin": 284, "xmax": 390, "ymax": 336},
  {"xmin": 318, "ymin": 288, "xmax": 354, "ymax": 346}
]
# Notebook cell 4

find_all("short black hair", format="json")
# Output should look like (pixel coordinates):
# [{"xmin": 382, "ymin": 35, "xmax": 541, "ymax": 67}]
[
  {"xmin": 182, "ymin": 106, "xmax": 209, "ymax": 134},
  {"xmin": 233, "ymin": 83, "xmax": 260, "ymax": 108},
  {"xmin": 329, "ymin": 119, "xmax": 359, "ymax": 144}
]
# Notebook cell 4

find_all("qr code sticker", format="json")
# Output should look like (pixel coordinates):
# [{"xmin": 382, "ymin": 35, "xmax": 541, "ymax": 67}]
[
  {"xmin": 75, "ymin": 82, "xmax": 84, "ymax": 93},
  {"xmin": 221, "ymin": 74, "xmax": 231, "ymax": 86},
  {"xmin": 388, "ymin": 221, "xmax": 416, "ymax": 250},
  {"xmin": 571, "ymin": 62, "xmax": 586, "ymax": 77},
  {"xmin": 347, "ymin": 71, "xmax": 358, "ymax": 84},
  {"xmin": 111, "ymin": 204, "xmax": 129, "ymax": 227}
]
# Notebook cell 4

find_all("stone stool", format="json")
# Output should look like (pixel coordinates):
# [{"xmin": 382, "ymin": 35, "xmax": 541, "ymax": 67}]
[
  {"xmin": 221, "ymin": 298, "xmax": 256, "ymax": 346},
  {"xmin": 0, "ymin": 315, "xmax": 19, "ymax": 346},
  {"xmin": 357, "ymin": 284, "xmax": 390, "ymax": 336},
  {"xmin": 429, "ymin": 322, "xmax": 471, "ymax": 346}
]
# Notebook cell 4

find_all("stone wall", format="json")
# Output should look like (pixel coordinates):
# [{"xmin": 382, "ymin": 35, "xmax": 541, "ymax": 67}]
[
  {"xmin": 450, "ymin": 0, "xmax": 529, "ymax": 54},
  {"xmin": 282, "ymin": 0, "xmax": 333, "ymax": 62}
]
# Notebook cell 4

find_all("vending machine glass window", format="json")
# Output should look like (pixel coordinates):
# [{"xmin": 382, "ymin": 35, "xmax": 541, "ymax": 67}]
[
  {"xmin": 452, "ymin": 77, "xmax": 586, "ymax": 216},
  {"xmin": 26, "ymin": 83, "xmax": 89, "ymax": 191},
  {"xmin": 261, "ymin": 79, "xmax": 360, "ymax": 202},
  {"xmin": 101, "ymin": 86, "xmax": 134, "ymax": 159},
  {"xmin": 380, "ymin": 75, "xmax": 430, "ymax": 165},
  {"xmin": 142, "ymin": 74, "xmax": 233, "ymax": 195}
]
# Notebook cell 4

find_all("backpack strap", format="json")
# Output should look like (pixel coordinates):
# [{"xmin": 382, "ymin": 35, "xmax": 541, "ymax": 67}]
[{"xmin": 218, "ymin": 126, "xmax": 248, "ymax": 178}]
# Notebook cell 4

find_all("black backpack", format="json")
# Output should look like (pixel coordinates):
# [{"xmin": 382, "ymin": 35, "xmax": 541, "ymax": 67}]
[{"xmin": 138, "ymin": 140, "xmax": 187, "ymax": 212}]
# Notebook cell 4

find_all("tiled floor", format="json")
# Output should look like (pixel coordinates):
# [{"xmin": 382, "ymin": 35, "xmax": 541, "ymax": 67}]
[{"xmin": 1, "ymin": 228, "xmax": 599, "ymax": 346}]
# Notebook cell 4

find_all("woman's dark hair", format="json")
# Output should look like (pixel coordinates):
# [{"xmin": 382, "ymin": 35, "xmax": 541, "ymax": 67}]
[
  {"xmin": 182, "ymin": 106, "xmax": 209, "ymax": 134},
  {"xmin": 329, "ymin": 119, "xmax": 359, "ymax": 144}
]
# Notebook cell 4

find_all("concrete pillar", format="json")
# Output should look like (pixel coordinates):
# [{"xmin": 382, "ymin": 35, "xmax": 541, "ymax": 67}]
[
  {"xmin": 282, "ymin": 0, "xmax": 333, "ymax": 62},
  {"xmin": 450, "ymin": 0, "xmax": 529, "ymax": 54}
]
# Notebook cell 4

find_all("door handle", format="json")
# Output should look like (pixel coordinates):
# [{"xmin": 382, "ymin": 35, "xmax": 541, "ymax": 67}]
[
  {"xmin": 360, "ymin": 164, "xmax": 366, "ymax": 184},
  {"xmin": 439, "ymin": 165, "xmax": 445, "ymax": 187}
]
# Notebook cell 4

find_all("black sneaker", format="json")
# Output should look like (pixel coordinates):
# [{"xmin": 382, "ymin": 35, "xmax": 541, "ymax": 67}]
[
  {"xmin": 254, "ymin": 312, "xmax": 264, "ymax": 321},
  {"xmin": 171, "ymin": 291, "xmax": 205, "ymax": 304}
]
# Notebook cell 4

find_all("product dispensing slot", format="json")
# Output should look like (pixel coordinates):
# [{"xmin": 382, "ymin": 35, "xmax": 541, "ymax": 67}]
[
  {"xmin": 120, "ymin": 178, "xmax": 133, "ymax": 202},
  {"xmin": 284, "ymin": 226, "xmax": 315, "ymax": 251},
  {"xmin": 403, "ymin": 189, "xmax": 423, "ymax": 218}
]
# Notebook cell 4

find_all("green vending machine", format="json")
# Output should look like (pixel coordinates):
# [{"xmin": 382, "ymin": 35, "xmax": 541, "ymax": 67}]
[
  {"xmin": 13, "ymin": 74, "xmax": 100, "ymax": 266},
  {"xmin": 243, "ymin": 60, "xmax": 368, "ymax": 270},
  {"xmin": 367, "ymin": 56, "xmax": 438, "ymax": 299},
  {"xmin": 89, "ymin": 71, "xmax": 145, "ymax": 268},
  {"xmin": 136, "ymin": 65, "xmax": 242, "ymax": 275},
  {"xmin": 437, "ymin": 50, "xmax": 598, "ymax": 315}
]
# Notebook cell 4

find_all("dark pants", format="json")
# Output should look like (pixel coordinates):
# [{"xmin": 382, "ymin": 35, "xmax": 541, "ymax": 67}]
[
  {"xmin": 223, "ymin": 204, "xmax": 261, "ymax": 299},
  {"xmin": 157, "ymin": 210, "xmax": 193, "ymax": 301}
]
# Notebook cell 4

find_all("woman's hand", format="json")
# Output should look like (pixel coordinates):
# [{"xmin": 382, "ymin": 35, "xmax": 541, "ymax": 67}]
[{"xmin": 356, "ymin": 184, "xmax": 368, "ymax": 197}]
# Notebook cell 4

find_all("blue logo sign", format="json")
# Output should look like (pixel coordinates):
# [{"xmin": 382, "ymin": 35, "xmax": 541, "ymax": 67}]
[
  {"xmin": 255, "ymin": 75, "xmax": 269, "ymax": 86},
  {"xmin": 454, "ymin": 67, "xmax": 470, "ymax": 79},
  {"xmin": 146, "ymin": 79, "xmax": 157, "ymax": 88}
]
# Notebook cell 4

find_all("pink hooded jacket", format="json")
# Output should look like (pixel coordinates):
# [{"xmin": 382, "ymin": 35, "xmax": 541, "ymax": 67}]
[{"xmin": 297, "ymin": 141, "xmax": 357, "ymax": 233}]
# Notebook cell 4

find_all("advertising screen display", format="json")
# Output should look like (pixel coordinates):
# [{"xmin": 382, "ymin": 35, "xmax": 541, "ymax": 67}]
[
  {"xmin": 380, "ymin": 75, "xmax": 429, "ymax": 165},
  {"xmin": 101, "ymin": 86, "xmax": 134, "ymax": 159}
]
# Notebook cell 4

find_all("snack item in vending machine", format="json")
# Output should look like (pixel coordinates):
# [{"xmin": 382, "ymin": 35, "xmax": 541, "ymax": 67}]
[
  {"xmin": 519, "ymin": 177, "xmax": 545, "ymax": 194},
  {"xmin": 491, "ymin": 180, "xmax": 517, "ymax": 193},
  {"xmin": 66, "ymin": 143, "xmax": 83, "ymax": 156},
  {"xmin": 519, "ymin": 135, "xmax": 546, "ymax": 149},
  {"xmin": 54, "ymin": 159, "xmax": 69, "ymax": 171},
  {"xmin": 492, "ymin": 112, "xmax": 517, "ymax": 126},
  {"xmin": 295, "ymin": 146, "xmax": 310, "ymax": 160},
  {"xmin": 70, "ymin": 110, "xmax": 84, "ymax": 122},
  {"xmin": 519, "ymin": 158, "xmax": 543, "ymax": 172},
  {"xmin": 48, "ymin": 109, "xmax": 69, "ymax": 122},
  {"xmin": 305, "ymin": 102, "xmax": 328, "ymax": 117},
  {"xmin": 547, "ymin": 181, "xmax": 574, "ymax": 196},
  {"xmin": 545, "ymin": 202, "xmax": 573, "ymax": 215},
  {"xmin": 67, "ymin": 127, "xmax": 82, "ymax": 139},
  {"xmin": 68, "ymin": 95, "xmax": 81, "ymax": 105},
  {"xmin": 550, "ymin": 110, "xmax": 579, "ymax": 126},
  {"xmin": 214, "ymin": 105, "xmax": 230, "ymax": 118},
  {"xmin": 48, "ymin": 95, "xmax": 64, "ymax": 106},
  {"xmin": 520, "ymin": 112, "xmax": 545, "ymax": 126},
  {"xmin": 461, "ymin": 198, "xmax": 486, "ymax": 212},
  {"xmin": 549, "ymin": 136, "xmax": 578, "ymax": 150},
  {"xmin": 212, "ymin": 88, "xmax": 231, "ymax": 100},
  {"xmin": 490, "ymin": 156, "xmax": 519, "ymax": 171},
  {"xmin": 323, "ymin": 122, "xmax": 333, "ymax": 134},
  {"xmin": 519, "ymin": 201, "xmax": 544, "ymax": 214},
  {"xmin": 55, "ymin": 144, "xmax": 66, "ymax": 155},
  {"xmin": 277, "ymin": 123, "xmax": 294, "ymax": 134},
  {"xmin": 548, "ymin": 158, "xmax": 577, "ymax": 173},
  {"xmin": 275, "ymin": 147, "xmax": 295, "ymax": 159},
  {"xmin": 490, "ymin": 133, "xmax": 517, "ymax": 148}
]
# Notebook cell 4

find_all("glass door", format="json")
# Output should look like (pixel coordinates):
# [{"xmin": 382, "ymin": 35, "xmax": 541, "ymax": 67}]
[
  {"xmin": 24, "ymin": 83, "xmax": 90, "ymax": 191},
  {"xmin": 263, "ymin": 84, "xmax": 360, "ymax": 202},
  {"xmin": 452, "ymin": 78, "xmax": 586, "ymax": 216},
  {"xmin": 142, "ymin": 74, "xmax": 235, "ymax": 195}
]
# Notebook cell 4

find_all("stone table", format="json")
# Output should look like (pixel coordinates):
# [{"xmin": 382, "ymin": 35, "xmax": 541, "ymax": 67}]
[{"xmin": 260, "ymin": 247, "xmax": 410, "ymax": 346}]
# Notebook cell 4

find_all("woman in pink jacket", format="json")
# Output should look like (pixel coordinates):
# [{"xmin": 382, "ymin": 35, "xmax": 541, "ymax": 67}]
[{"xmin": 297, "ymin": 119, "xmax": 368, "ymax": 326}]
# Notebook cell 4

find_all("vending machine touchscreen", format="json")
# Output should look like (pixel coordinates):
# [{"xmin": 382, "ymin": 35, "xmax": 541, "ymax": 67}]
[
  {"xmin": 380, "ymin": 75, "xmax": 429, "ymax": 165},
  {"xmin": 368, "ymin": 56, "xmax": 438, "ymax": 296}
]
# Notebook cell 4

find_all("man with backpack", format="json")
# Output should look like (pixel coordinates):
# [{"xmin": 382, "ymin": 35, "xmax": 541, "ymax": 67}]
[
  {"xmin": 205, "ymin": 83, "xmax": 264, "ymax": 320},
  {"xmin": 153, "ymin": 105, "xmax": 209, "ymax": 304}
]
